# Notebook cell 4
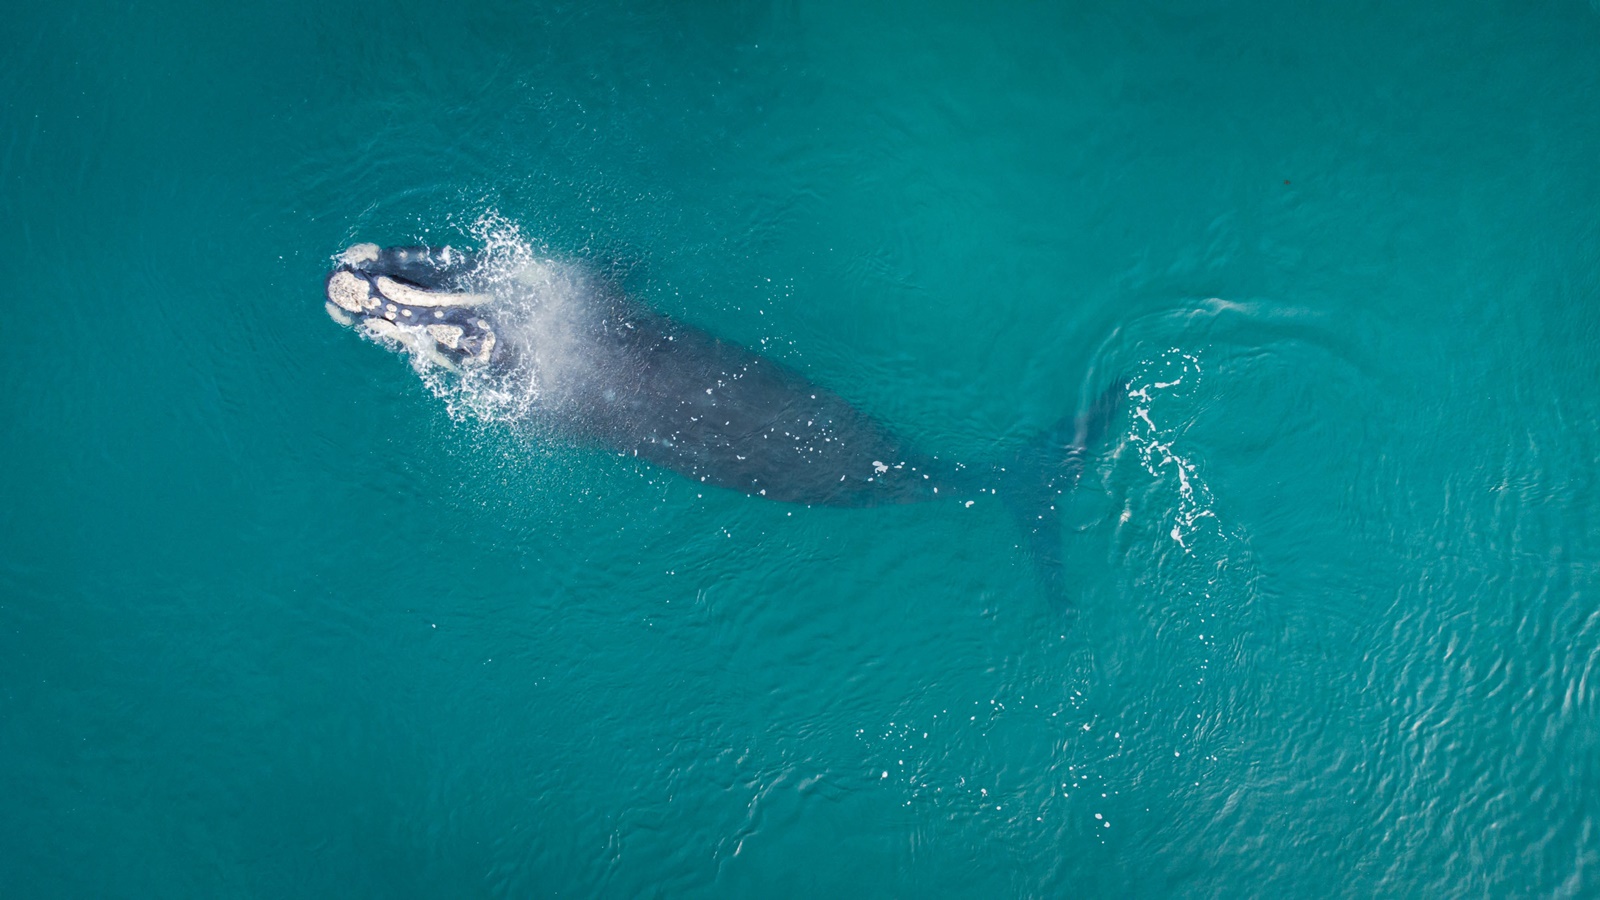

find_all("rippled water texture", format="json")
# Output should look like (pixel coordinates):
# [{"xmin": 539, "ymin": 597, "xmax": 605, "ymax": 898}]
[{"xmin": 3, "ymin": 1, "xmax": 1599, "ymax": 896}]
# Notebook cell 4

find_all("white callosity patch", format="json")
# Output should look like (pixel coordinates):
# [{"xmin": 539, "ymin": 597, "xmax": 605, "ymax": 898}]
[
  {"xmin": 362, "ymin": 317, "xmax": 402, "ymax": 341},
  {"xmin": 426, "ymin": 324, "xmax": 464, "ymax": 349},
  {"xmin": 324, "ymin": 301, "xmax": 355, "ymax": 326},
  {"xmin": 374, "ymin": 275, "xmax": 492, "ymax": 309},
  {"xmin": 337, "ymin": 242, "xmax": 380, "ymax": 266},
  {"xmin": 361, "ymin": 316, "xmax": 458, "ymax": 370},
  {"xmin": 326, "ymin": 270, "xmax": 370, "ymax": 313}
]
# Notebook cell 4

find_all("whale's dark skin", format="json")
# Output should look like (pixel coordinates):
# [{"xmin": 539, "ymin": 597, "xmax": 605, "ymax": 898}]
[
  {"xmin": 327, "ymin": 243, "xmax": 1121, "ymax": 598},
  {"xmin": 534, "ymin": 297, "xmax": 962, "ymax": 507}
]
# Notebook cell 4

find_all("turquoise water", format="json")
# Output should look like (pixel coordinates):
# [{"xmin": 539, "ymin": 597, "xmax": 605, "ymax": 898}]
[{"xmin": 4, "ymin": 0, "xmax": 1600, "ymax": 895}]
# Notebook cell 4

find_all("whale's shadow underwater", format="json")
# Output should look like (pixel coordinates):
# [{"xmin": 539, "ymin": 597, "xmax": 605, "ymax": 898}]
[{"xmin": 324, "ymin": 242, "xmax": 1124, "ymax": 605}]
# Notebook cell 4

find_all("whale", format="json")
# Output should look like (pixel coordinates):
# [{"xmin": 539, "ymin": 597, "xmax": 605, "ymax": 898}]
[{"xmin": 324, "ymin": 241, "xmax": 1122, "ymax": 601}]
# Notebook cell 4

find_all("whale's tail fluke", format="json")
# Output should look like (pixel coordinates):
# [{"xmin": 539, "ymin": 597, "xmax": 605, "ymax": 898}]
[{"xmin": 1004, "ymin": 378, "xmax": 1128, "ymax": 612}]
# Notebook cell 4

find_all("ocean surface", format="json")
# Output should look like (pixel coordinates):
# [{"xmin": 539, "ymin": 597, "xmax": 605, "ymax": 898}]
[{"xmin": 4, "ymin": 1, "xmax": 1600, "ymax": 896}]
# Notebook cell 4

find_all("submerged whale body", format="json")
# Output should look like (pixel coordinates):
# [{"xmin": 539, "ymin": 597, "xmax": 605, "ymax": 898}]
[{"xmin": 324, "ymin": 242, "xmax": 1121, "ymax": 598}]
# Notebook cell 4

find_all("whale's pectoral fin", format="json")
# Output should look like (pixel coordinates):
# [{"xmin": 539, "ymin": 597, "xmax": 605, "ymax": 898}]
[{"xmin": 1006, "ymin": 377, "xmax": 1128, "ymax": 615}]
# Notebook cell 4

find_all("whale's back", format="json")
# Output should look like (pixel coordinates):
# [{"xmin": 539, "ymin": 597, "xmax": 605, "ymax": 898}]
[{"xmin": 537, "ymin": 300, "xmax": 948, "ymax": 507}]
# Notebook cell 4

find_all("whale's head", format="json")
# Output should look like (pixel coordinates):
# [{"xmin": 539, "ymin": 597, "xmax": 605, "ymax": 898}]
[{"xmin": 324, "ymin": 242, "xmax": 501, "ymax": 370}]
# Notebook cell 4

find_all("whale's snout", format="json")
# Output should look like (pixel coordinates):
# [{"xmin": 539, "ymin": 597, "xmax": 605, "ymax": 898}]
[{"xmin": 324, "ymin": 243, "xmax": 499, "ymax": 369}]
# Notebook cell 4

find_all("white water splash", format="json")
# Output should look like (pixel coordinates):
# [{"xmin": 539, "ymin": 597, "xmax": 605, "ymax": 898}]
[
  {"xmin": 402, "ymin": 211, "xmax": 596, "ymax": 427},
  {"xmin": 467, "ymin": 210, "xmax": 543, "ymax": 285},
  {"xmin": 1127, "ymin": 348, "xmax": 1220, "ymax": 554}
]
